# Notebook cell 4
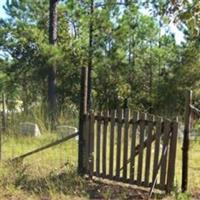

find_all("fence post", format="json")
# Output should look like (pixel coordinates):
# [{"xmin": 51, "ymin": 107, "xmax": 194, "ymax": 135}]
[
  {"xmin": 182, "ymin": 90, "xmax": 192, "ymax": 192},
  {"xmin": 78, "ymin": 67, "xmax": 88, "ymax": 175},
  {"xmin": 2, "ymin": 93, "xmax": 6, "ymax": 132}
]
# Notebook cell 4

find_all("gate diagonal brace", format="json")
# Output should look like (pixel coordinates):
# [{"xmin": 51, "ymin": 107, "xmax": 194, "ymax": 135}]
[
  {"xmin": 148, "ymin": 131, "xmax": 172, "ymax": 199},
  {"xmin": 119, "ymin": 123, "xmax": 166, "ymax": 172}
]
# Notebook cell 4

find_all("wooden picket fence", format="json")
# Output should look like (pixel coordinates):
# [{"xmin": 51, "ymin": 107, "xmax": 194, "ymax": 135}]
[{"xmin": 82, "ymin": 108, "xmax": 178, "ymax": 193}]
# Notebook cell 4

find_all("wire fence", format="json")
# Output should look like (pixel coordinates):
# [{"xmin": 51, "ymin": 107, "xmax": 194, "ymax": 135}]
[{"xmin": 0, "ymin": 104, "xmax": 79, "ymax": 175}]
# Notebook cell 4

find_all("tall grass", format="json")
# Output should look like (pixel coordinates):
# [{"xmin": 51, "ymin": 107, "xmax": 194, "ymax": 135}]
[
  {"xmin": 1, "ymin": 106, "xmax": 200, "ymax": 199},
  {"xmin": 0, "ymin": 105, "xmax": 83, "ymax": 200}
]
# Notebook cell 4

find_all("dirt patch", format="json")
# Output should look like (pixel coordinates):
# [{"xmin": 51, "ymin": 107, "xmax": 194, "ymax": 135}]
[
  {"xmin": 192, "ymin": 188, "xmax": 200, "ymax": 200},
  {"xmin": 87, "ymin": 181, "xmax": 149, "ymax": 199}
]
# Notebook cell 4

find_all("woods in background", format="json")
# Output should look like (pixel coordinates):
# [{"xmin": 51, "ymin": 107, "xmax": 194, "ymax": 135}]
[{"xmin": 0, "ymin": 0, "xmax": 200, "ymax": 122}]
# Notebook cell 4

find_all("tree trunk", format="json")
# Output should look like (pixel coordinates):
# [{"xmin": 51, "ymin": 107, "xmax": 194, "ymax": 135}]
[
  {"xmin": 87, "ymin": 0, "xmax": 94, "ymax": 111},
  {"xmin": 2, "ymin": 93, "xmax": 6, "ymax": 133},
  {"xmin": 48, "ymin": 0, "xmax": 58, "ymax": 126}
]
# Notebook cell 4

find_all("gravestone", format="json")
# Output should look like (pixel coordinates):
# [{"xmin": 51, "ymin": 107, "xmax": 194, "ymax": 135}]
[
  {"xmin": 56, "ymin": 125, "xmax": 78, "ymax": 138},
  {"xmin": 20, "ymin": 122, "xmax": 41, "ymax": 137},
  {"xmin": 178, "ymin": 123, "xmax": 199, "ymax": 140}
]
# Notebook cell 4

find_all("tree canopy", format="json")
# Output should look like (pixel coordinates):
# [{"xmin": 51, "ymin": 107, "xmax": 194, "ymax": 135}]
[{"xmin": 0, "ymin": 0, "xmax": 199, "ymax": 120}]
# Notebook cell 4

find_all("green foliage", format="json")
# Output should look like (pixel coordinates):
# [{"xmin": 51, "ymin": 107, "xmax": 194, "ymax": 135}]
[
  {"xmin": 171, "ymin": 0, "xmax": 200, "ymax": 38},
  {"xmin": 0, "ymin": 0, "xmax": 199, "ymax": 120}
]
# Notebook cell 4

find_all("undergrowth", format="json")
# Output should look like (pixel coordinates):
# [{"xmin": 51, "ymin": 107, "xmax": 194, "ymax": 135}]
[{"xmin": 0, "ymin": 108, "xmax": 200, "ymax": 199}]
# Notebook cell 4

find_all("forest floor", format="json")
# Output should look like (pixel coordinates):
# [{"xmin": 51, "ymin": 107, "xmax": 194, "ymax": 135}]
[{"xmin": 0, "ymin": 135, "xmax": 200, "ymax": 200}]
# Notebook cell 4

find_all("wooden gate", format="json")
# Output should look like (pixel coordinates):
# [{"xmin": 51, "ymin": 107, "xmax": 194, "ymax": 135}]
[{"xmin": 82, "ymin": 108, "xmax": 178, "ymax": 193}]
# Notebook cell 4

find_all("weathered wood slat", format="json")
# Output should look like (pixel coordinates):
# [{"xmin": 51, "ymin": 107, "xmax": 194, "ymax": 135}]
[
  {"xmin": 96, "ymin": 112, "xmax": 101, "ymax": 176},
  {"xmin": 92, "ymin": 172, "xmax": 166, "ymax": 191},
  {"xmin": 109, "ymin": 110, "xmax": 115, "ymax": 178},
  {"xmin": 166, "ymin": 120, "xmax": 178, "ymax": 193},
  {"xmin": 102, "ymin": 110, "xmax": 108, "ymax": 177},
  {"xmin": 137, "ymin": 112, "xmax": 146, "ymax": 185},
  {"xmin": 160, "ymin": 120, "xmax": 171, "ymax": 186},
  {"xmin": 152, "ymin": 117, "xmax": 162, "ymax": 182},
  {"xmin": 93, "ymin": 115, "xmax": 155, "ymax": 124},
  {"xmin": 130, "ymin": 112, "xmax": 138, "ymax": 181},
  {"xmin": 116, "ymin": 108, "xmax": 123, "ymax": 179},
  {"xmin": 123, "ymin": 108, "xmax": 129, "ymax": 179},
  {"xmin": 144, "ymin": 114, "xmax": 154, "ymax": 186}
]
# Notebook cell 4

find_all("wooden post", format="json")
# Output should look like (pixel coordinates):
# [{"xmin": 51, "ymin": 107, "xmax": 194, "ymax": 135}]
[
  {"xmin": 2, "ymin": 93, "xmax": 6, "ymax": 132},
  {"xmin": 182, "ymin": 90, "xmax": 192, "ymax": 192},
  {"xmin": 78, "ymin": 67, "xmax": 88, "ymax": 175}
]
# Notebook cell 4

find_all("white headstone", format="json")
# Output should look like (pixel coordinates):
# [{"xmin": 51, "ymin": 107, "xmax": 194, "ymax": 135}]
[
  {"xmin": 20, "ymin": 122, "xmax": 41, "ymax": 137},
  {"xmin": 56, "ymin": 125, "xmax": 78, "ymax": 138}
]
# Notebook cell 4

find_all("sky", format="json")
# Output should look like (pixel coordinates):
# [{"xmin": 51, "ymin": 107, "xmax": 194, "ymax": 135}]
[
  {"xmin": 0, "ymin": 0, "xmax": 6, "ymax": 18},
  {"xmin": 0, "ymin": 0, "xmax": 185, "ymax": 44}
]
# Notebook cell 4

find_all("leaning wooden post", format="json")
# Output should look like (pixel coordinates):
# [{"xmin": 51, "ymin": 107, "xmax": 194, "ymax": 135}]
[
  {"xmin": 182, "ymin": 90, "xmax": 192, "ymax": 192},
  {"xmin": 2, "ymin": 93, "xmax": 6, "ymax": 132},
  {"xmin": 78, "ymin": 67, "xmax": 88, "ymax": 175}
]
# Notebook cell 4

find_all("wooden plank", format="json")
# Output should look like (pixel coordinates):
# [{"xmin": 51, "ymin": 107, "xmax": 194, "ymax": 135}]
[
  {"xmin": 144, "ymin": 114, "xmax": 154, "ymax": 186},
  {"xmin": 129, "ymin": 111, "xmax": 138, "ymax": 181},
  {"xmin": 116, "ymin": 108, "xmax": 123, "ymax": 179},
  {"xmin": 102, "ymin": 110, "xmax": 108, "ymax": 177},
  {"xmin": 152, "ymin": 117, "xmax": 162, "ymax": 182},
  {"xmin": 96, "ymin": 111, "xmax": 102, "ymax": 176},
  {"xmin": 89, "ymin": 112, "xmax": 95, "ymax": 178},
  {"xmin": 166, "ymin": 119, "xmax": 178, "ymax": 193},
  {"xmin": 160, "ymin": 120, "xmax": 171, "ymax": 186},
  {"xmin": 123, "ymin": 108, "xmax": 129, "ymax": 180},
  {"xmin": 93, "ymin": 114, "xmax": 155, "ymax": 124},
  {"xmin": 91, "ymin": 172, "xmax": 166, "ymax": 191},
  {"xmin": 109, "ymin": 110, "xmax": 115, "ymax": 178},
  {"xmin": 137, "ymin": 112, "xmax": 146, "ymax": 185}
]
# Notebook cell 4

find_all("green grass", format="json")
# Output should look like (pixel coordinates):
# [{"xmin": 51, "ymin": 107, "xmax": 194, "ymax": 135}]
[
  {"xmin": 0, "ymin": 133, "xmax": 200, "ymax": 199},
  {"xmin": 1, "ymin": 133, "xmax": 78, "ymax": 175},
  {"xmin": 0, "ymin": 133, "xmax": 84, "ymax": 200}
]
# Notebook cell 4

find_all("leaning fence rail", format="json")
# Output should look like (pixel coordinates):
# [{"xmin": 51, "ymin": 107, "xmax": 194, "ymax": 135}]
[{"xmin": 12, "ymin": 132, "xmax": 78, "ymax": 162}]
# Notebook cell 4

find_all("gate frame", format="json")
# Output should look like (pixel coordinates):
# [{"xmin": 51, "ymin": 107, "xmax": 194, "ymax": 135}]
[
  {"xmin": 82, "ymin": 109, "xmax": 178, "ymax": 194},
  {"xmin": 182, "ymin": 90, "xmax": 200, "ymax": 192},
  {"xmin": 77, "ymin": 66, "xmax": 181, "ymax": 193}
]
